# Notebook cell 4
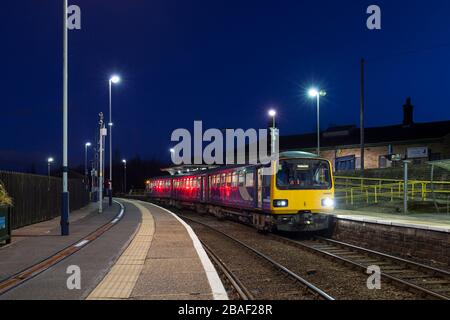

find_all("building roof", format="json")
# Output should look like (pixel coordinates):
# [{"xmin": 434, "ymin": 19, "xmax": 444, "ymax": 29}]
[
  {"xmin": 281, "ymin": 120, "xmax": 450, "ymax": 151},
  {"xmin": 428, "ymin": 159, "xmax": 450, "ymax": 171}
]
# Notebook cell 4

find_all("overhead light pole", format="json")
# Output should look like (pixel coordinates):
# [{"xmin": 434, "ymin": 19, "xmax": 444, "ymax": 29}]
[
  {"xmin": 47, "ymin": 157, "xmax": 54, "ymax": 192},
  {"xmin": 122, "ymin": 159, "xmax": 127, "ymax": 194},
  {"xmin": 308, "ymin": 88, "xmax": 327, "ymax": 156},
  {"xmin": 268, "ymin": 109, "xmax": 277, "ymax": 155},
  {"xmin": 84, "ymin": 142, "xmax": 92, "ymax": 185},
  {"xmin": 108, "ymin": 75, "xmax": 121, "ymax": 206},
  {"xmin": 61, "ymin": 0, "xmax": 69, "ymax": 236},
  {"xmin": 98, "ymin": 113, "xmax": 107, "ymax": 213},
  {"xmin": 47, "ymin": 157, "xmax": 54, "ymax": 178}
]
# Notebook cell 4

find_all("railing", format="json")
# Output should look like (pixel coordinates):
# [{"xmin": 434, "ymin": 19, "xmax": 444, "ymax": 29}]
[
  {"xmin": 334, "ymin": 176, "xmax": 450, "ymax": 211},
  {"xmin": 128, "ymin": 189, "xmax": 148, "ymax": 197}
]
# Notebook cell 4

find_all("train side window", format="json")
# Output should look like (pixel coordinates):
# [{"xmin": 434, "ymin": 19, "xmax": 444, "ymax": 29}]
[
  {"xmin": 245, "ymin": 171, "xmax": 254, "ymax": 187},
  {"xmin": 226, "ymin": 173, "xmax": 232, "ymax": 187},
  {"xmin": 238, "ymin": 172, "xmax": 245, "ymax": 187},
  {"xmin": 232, "ymin": 172, "xmax": 238, "ymax": 187}
]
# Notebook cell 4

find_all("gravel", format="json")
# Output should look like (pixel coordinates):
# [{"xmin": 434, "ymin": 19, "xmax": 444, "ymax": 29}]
[{"xmin": 178, "ymin": 210, "xmax": 422, "ymax": 300}]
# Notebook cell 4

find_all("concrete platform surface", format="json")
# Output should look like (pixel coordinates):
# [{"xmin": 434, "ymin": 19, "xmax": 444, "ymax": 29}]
[
  {"xmin": 0, "ymin": 200, "xmax": 123, "ymax": 283},
  {"xmin": 88, "ymin": 200, "xmax": 228, "ymax": 300},
  {"xmin": 333, "ymin": 209, "xmax": 450, "ymax": 233},
  {"xmin": 0, "ymin": 199, "xmax": 227, "ymax": 300},
  {"xmin": 0, "ymin": 199, "xmax": 141, "ymax": 300}
]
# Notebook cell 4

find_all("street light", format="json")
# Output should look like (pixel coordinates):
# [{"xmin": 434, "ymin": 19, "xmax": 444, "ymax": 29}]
[
  {"xmin": 47, "ymin": 157, "xmax": 54, "ymax": 177},
  {"xmin": 85, "ymin": 142, "xmax": 92, "ymax": 188},
  {"xmin": 47, "ymin": 157, "xmax": 54, "ymax": 192},
  {"xmin": 268, "ymin": 109, "xmax": 277, "ymax": 155},
  {"xmin": 61, "ymin": 0, "xmax": 69, "ymax": 236},
  {"xmin": 268, "ymin": 109, "xmax": 276, "ymax": 128},
  {"xmin": 108, "ymin": 74, "xmax": 121, "ymax": 206},
  {"xmin": 122, "ymin": 159, "xmax": 127, "ymax": 194},
  {"xmin": 308, "ymin": 88, "xmax": 327, "ymax": 156}
]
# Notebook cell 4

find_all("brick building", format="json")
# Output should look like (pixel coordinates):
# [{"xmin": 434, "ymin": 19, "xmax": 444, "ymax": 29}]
[{"xmin": 280, "ymin": 98, "xmax": 450, "ymax": 171}]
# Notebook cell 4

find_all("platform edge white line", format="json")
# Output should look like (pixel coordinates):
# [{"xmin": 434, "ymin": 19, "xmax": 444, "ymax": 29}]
[{"xmin": 143, "ymin": 202, "xmax": 229, "ymax": 301}]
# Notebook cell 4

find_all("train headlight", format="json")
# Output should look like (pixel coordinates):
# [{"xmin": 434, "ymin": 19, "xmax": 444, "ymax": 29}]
[
  {"xmin": 273, "ymin": 200, "xmax": 289, "ymax": 208},
  {"xmin": 321, "ymin": 198, "xmax": 335, "ymax": 208}
]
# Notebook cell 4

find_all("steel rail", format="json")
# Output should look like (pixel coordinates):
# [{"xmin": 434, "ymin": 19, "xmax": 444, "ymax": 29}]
[
  {"xmin": 200, "ymin": 240, "xmax": 254, "ymax": 300},
  {"xmin": 180, "ymin": 215, "xmax": 335, "ymax": 301},
  {"xmin": 275, "ymin": 235, "xmax": 450, "ymax": 300}
]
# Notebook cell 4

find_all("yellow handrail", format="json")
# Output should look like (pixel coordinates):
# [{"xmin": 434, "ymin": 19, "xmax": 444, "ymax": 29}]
[{"xmin": 334, "ymin": 175, "xmax": 450, "ymax": 205}]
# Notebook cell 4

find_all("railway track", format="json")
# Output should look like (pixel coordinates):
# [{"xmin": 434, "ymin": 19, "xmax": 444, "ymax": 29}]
[
  {"xmin": 181, "ymin": 215, "xmax": 335, "ymax": 300},
  {"xmin": 200, "ymin": 240, "xmax": 255, "ymax": 300},
  {"xmin": 276, "ymin": 236, "xmax": 450, "ymax": 300}
]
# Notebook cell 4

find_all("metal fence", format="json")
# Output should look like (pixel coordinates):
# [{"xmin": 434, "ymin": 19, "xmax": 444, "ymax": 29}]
[
  {"xmin": 0, "ymin": 171, "xmax": 90, "ymax": 229},
  {"xmin": 335, "ymin": 176, "xmax": 450, "ymax": 212}
]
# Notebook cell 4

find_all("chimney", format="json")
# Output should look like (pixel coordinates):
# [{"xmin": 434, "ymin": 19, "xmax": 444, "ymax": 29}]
[{"xmin": 403, "ymin": 97, "xmax": 414, "ymax": 126}]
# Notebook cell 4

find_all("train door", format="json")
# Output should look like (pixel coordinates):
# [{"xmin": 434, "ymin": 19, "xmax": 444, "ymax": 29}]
[
  {"xmin": 257, "ymin": 168, "xmax": 263, "ymax": 209},
  {"xmin": 202, "ymin": 175, "xmax": 207, "ymax": 202}
]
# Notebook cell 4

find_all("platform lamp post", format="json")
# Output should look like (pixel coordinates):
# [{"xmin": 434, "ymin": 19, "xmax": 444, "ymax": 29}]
[
  {"xmin": 84, "ymin": 142, "xmax": 92, "ymax": 187},
  {"xmin": 108, "ymin": 75, "xmax": 121, "ymax": 207},
  {"xmin": 98, "ymin": 113, "xmax": 107, "ymax": 213},
  {"xmin": 268, "ymin": 109, "xmax": 277, "ymax": 155},
  {"xmin": 308, "ymin": 88, "xmax": 327, "ymax": 156},
  {"xmin": 122, "ymin": 159, "xmax": 127, "ymax": 194},
  {"xmin": 47, "ymin": 157, "xmax": 54, "ymax": 192},
  {"xmin": 47, "ymin": 157, "xmax": 54, "ymax": 178},
  {"xmin": 60, "ymin": 0, "xmax": 70, "ymax": 236}
]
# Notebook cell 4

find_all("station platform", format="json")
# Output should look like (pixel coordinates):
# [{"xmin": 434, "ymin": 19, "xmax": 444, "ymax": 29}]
[
  {"xmin": 332, "ymin": 209, "xmax": 450, "ymax": 233},
  {"xmin": 0, "ymin": 199, "xmax": 227, "ymax": 300}
]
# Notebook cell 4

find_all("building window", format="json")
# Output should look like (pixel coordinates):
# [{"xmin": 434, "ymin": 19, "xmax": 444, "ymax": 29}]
[
  {"xmin": 335, "ymin": 155, "xmax": 356, "ymax": 171},
  {"xmin": 379, "ymin": 156, "xmax": 392, "ymax": 169}
]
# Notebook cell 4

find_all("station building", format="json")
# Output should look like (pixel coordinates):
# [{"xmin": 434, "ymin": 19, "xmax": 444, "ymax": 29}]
[{"xmin": 280, "ymin": 98, "xmax": 450, "ymax": 171}]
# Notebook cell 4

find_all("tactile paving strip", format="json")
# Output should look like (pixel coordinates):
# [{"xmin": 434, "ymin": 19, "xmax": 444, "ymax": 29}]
[{"xmin": 87, "ymin": 201, "xmax": 154, "ymax": 300}]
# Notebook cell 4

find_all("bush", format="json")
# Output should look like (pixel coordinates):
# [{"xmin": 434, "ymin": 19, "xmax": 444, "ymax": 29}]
[{"xmin": 0, "ymin": 181, "xmax": 12, "ymax": 207}]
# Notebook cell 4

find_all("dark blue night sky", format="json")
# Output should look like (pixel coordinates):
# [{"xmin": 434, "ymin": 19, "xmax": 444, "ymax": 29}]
[{"xmin": 2, "ymin": 0, "xmax": 450, "ymax": 173}]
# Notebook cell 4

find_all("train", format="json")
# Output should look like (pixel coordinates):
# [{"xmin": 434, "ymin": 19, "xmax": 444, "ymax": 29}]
[{"xmin": 145, "ymin": 151, "xmax": 335, "ymax": 232}]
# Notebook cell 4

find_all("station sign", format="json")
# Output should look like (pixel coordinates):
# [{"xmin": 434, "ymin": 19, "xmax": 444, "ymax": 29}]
[
  {"xmin": 407, "ymin": 147, "xmax": 429, "ymax": 159},
  {"xmin": 0, "ymin": 217, "xmax": 5, "ymax": 230}
]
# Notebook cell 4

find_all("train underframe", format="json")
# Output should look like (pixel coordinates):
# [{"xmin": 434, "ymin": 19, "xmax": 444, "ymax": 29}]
[{"xmin": 151, "ymin": 197, "xmax": 332, "ymax": 233}]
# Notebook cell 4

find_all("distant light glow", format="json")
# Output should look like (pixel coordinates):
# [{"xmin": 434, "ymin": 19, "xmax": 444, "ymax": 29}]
[
  {"xmin": 85, "ymin": 142, "xmax": 92, "ymax": 147},
  {"xmin": 308, "ymin": 88, "xmax": 319, "ymax": 98},
  {"xmin": 108, "ymin": 122, "xmax": 114, "ymax": 127},
  {"xmin": 308, "ymin": 88, "xmax": 327, "ymax": 98},
  {"xmin": 48, "ymin": 157, "xmax": 54, "ymax": 163},
  {"xmin": 268, "ymin": 109, "xmax": 277, "ymax": 117},
  {"xmin": 170, "ymin": 148, "xmax": 175, "ymax": 153},
  {"xmin": 122, "ymin": 159, "xmax": 127, "ymax": 164},
  {"xmin": 110, "ymin": 75, "xmax": 121, "ymax": 84}
]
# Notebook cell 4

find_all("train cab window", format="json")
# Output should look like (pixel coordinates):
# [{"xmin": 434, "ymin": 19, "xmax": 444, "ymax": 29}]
[{"xmin": 277, "ymin": 159, "xmax": 332, "ymax": 190}]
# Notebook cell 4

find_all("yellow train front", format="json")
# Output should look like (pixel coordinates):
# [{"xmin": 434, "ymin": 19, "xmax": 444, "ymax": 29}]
[
  {"xmin": 265, "ymin": 152, "xmax": 335, "ymax": 232},
  {"xmin": 146, "ymin": 151, "xmax": 335, "ymax": 233}
]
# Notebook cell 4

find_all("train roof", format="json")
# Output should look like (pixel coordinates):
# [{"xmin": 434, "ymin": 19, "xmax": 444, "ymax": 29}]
[
  {"xmin": 147, "ymin": 151, "xmax": 324, "ymax": 181},
  {"xmin": 278, "ymin": 151, "xmax": 318, "ymax": 159}
]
